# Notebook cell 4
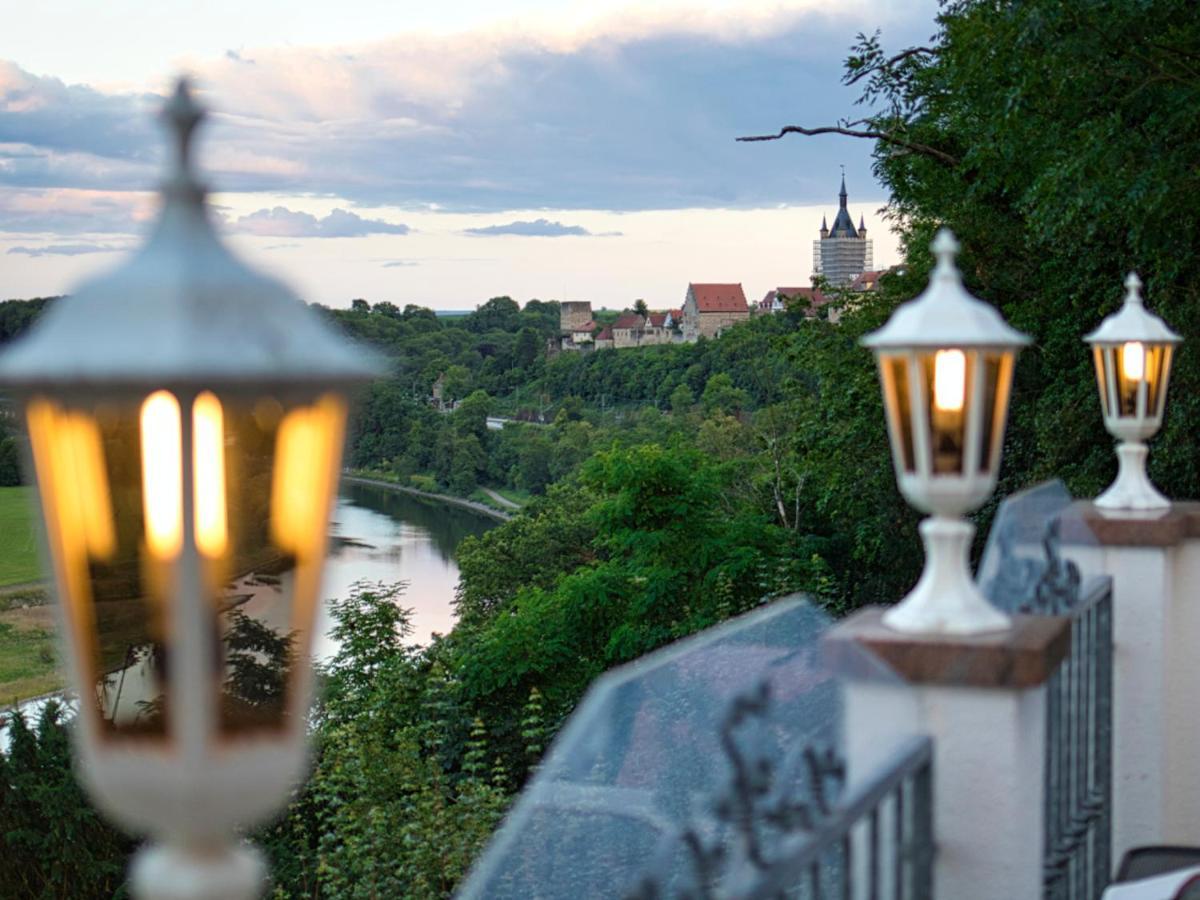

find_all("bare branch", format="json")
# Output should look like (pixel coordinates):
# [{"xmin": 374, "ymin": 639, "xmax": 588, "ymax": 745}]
[{"xmin": 736, "ymin": 123, "xmax": 958, "ymax": 167}]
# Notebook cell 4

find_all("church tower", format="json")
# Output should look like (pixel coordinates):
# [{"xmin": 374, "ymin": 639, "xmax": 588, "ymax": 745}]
[{"xmin": 812, "ymin": 173, "xmax": 873, "ymax": 286}]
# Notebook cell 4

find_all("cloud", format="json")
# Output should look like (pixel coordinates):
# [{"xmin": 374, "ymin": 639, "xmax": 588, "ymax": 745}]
[
  {"xmin": 463, "ymin": 218, "xmax": 616, "ymax": 237},
  {"xmin": 231, "ymin": 206, "xmax": 410, "ymax": 238},
  {"xmin": 0, "ymin": 4, "xmax": 935, "ymax": 214},
  {"xmin": 380, "ymin": 259, "xmax": 419, "ymax": 267},
  {"xmin": 7, "ymin": 241, "xmax": 130, "ymax": 257},
  {"xmin": 0, "ymin": 187, "xmax": 151, "ymax": 233}
]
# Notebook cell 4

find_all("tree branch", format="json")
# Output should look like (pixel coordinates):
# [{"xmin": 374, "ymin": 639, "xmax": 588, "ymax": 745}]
[
  {"xmin": 736, "ymin": 123, "xmax": 958, "ymax": 167},
  {"xmin": 844, "ymin": 46, "xmax": 936, "ymax": 86}
]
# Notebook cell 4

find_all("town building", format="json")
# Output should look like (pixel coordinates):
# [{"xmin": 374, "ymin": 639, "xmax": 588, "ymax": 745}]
[
  {"xmin": 681, "ymin": 283, "xmax": 750, "ymax": 341},
  {"xmin": 813, "ymin": 175, "xmax": 873, "ymax": 287},
  {"xmin": 556, "ymin": 301, "xmax": 600, "ymax": 351},
  {"xmin": 757, "ymin": 286, "xmax": 832, "ymax": 320},
  {"xmin": 612, "ymin": 312, "xmax": 647, "ymax": 349},
  {"xmin": 559, "ymin": 300, "xmax": 594, "ymax": 332}
]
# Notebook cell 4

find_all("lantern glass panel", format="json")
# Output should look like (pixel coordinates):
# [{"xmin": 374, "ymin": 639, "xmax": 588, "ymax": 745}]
[
  {"xmin": 1145, "ymin": 344, "xmax": 1170, "ymax": 418},
  {"xmin": 25, "ymin": 390, "xmax": 347, "ymax": 743},
  {"xmin": 980, "ymin": 351, "xmax": 1014, "ymax": 474},
  {"xmin": 1093, "ymin": 348, "xmax": 1111, "ymax": 418},
  {"xmin": 879, "ymin": 354, "xmax": 916, "ymax": 473},
  {"xmin": 211, "ymin": 392, "xmax": 346, "ymax": 737},
  {"xmin": 27, "ymin": 396, "xmax": 171, "ymax": 740},
  {"xmin": 922, "ymin": 349, "xmax": 972, "ymax": 475},
  {"xmin": 1115, "ymin": 342, "xmax": 1146, "ymax": 417}
]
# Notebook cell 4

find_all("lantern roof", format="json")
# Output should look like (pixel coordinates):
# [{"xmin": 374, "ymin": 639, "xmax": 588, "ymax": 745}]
[
  {"xmin": 0, "ymin": 80, "xmax": 383, "ymax": 392},
  {"xmin": 1084, "ymin": 272, "xmax": 1182, "ymax": 346},
  {"xmin": 861, "ymin": 229, "xmax": 1031, "ymax": 351}
]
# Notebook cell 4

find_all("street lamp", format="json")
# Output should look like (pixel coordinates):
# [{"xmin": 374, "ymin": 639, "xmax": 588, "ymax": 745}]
[
  {"xmin": 1085, "ymin": 273, "xmax": 1181, "ymax": 511},
  {"xmin": 862, "ymin": 230, "xmax": 1030, "ymax": 634},
  {"xmin": 0, "ymin": 81, "xmax": 379, "ymax": 899}
]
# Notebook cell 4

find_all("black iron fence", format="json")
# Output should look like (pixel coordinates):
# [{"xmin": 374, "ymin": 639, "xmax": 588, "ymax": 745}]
[
  {"xmin": 628, "ymin": 682, "xmax": 934, "ymax": 900},
  {"xmin": 1043, "ymin": 579, "xmax": 1113, "ymax": 899},
  {"xmin": 736, "ymin": 735, "xmax": 935, "ymax": 900}
]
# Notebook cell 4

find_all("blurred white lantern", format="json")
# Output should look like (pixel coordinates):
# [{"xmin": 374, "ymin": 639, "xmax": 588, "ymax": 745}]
[
  {"xmin": 0, "ymin": 81, "xmax": 379, "ymax": 899},
  {"xmin": 862, "ymin": 230, "xmax": 1030, "ymax": 634},
  {"xmin": 1085, "ymin": 273, "xmax": 1181, "ymax": 511}
]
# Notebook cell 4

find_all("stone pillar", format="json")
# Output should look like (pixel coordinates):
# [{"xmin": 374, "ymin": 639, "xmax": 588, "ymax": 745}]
[
  {"xmin": 826, "ymin": 610, "xmax": 1071, "ymax": 900},
  {"xmin": 1065, "ymin": 502, "xmax": 1200, "ymax": 860}
]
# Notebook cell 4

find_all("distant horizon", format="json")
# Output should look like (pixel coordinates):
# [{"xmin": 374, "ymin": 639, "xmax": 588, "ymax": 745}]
[{"xmin": 0, "ymin": 0, "xmax": 929, "ymax": 307}]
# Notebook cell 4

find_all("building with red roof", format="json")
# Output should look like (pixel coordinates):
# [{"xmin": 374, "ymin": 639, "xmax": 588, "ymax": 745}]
[
  {"xmin": 758, "ymin": 286, "xmax": 834, "ymax": 319},
  {"xmin": 682, "ymin": 283, "xmax": 750, "ymax": 341}
]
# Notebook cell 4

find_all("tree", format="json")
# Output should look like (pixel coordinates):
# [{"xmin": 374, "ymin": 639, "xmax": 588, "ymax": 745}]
[
  {"xmin": 441, "ymin": 364, "xmax": 473, "ymax": 403},
  {"xmin": 514, "ymin": 327, "xmax": 542, "ymax": 370},
  {"xmin": 453, "ymin": 390, "xmax": 492, "ymax": 439},
  {"xmin": 350, "ymin": 298, "xmax": 371, "ymax": 314},
  {"xmin": 469, "ymin": 296, "xmax": 521, "ymax": 333},
  {"xmin": 0, "ymin": 433, "xmax": 21, "ymax": 487},
  {"xmin": 701, "ymin": 372, "xmax": 750, "ymax": 416},
  {"xmin": 669, "ymin": 383, "xmax": 695, "ymax": 415},
  {"xmin": 633, "ymin": 299, "xmax": 649, "ymax": 318}
]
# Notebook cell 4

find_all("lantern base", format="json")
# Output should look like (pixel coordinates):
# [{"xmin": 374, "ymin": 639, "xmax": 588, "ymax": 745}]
[
  {"xmin": 130, "ymin": 841, "xmax": 266, "ymax": 900},
  {"xmin": 1095, "ymin": 441, "xmax": 1169, "ymax": 511},
  {"xmin": 883, "ymin": 516, "xmax": 1011, "ymax": 635}
]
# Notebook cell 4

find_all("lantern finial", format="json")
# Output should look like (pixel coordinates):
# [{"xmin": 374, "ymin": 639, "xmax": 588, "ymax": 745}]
[
  {"xmin": 160, "ymin": 78, "xmax": 205, "ymax": 195},
  {"xmin": 931, "ymin": 228, "xmax": 961, "ymax": 281},
  {"xmin": 1124, "ymin": 272, "xmax": 1144, "ymax": 306}
]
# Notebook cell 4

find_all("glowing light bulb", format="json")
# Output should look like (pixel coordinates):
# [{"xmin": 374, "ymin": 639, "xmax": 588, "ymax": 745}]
[
  {"xmin": 140, "ymin": 391, "xmax": 182, "ymax": 559},
  {"xmin": 270, "ymin": 395, "xmax": 346, "ymax": 558},
  {"xmin": 933, "ymin": 349, "xmax": 966, "ymax": 412},
  {"xmin": 1122, "ymin": 341, "xmax": 1145, "ymax": 381},
  {"xmin": 192, "ymin": 391, "xmax": 227, "ymax": 557}
]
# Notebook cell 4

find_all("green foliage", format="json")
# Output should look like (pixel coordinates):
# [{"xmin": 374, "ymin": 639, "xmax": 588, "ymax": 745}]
[
  {"xmin": 261, "ymin": 582, "xmax": 512, "ymax": 899},
  {"xmin": 0, "ymin": 702, "xmax": 133, "ymax": 899}
]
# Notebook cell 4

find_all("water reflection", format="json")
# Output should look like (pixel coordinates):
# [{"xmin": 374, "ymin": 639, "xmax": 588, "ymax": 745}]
[
  {"xmin": 78, "ymin": 483, "xmax": 495, "ymax": 732},
  {"xmin": 317, "ymin": 483, "xmax": 495, "ymax": 654}
]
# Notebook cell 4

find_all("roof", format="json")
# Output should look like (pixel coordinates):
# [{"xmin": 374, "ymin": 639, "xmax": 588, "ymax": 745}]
[
  {"xmin": 849, "ymin": 271, "xmax": 883, "ymax": 291},
  {"xmin": 572, "ymin": 320, "xmax": 598, "ymax": 332},
  {"xmin": 826, "ymin": 174, "xmax": 859, "ymax": 239},
  {"xmin": 595, "ymin": 326, "xmax": 613, "ymax": 340},
  {"xmin": 613, "ymin": 313, "xmax": 645, "ymax": 330},
  {"xmin": 689, "ymin": 283, "xmax": 748, "ymax": 313},
  {"xmin": 647, "ymin": 313, "xmax": 668, "ymax": 327},
  {"xmin": 1084, "ymin": 272, "xmax": 1181, "ymax": 346},
  {"xmin": 829, "ymin": 207, "xmax": 858, "ymax": 238}
]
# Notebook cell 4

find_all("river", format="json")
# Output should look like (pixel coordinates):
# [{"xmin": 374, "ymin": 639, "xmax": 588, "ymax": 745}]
[{"xmin": 318, "ymin": 481, "xmax": 498, "ymax": 651}]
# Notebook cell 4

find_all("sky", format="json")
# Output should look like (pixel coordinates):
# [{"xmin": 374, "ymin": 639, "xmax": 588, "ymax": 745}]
[{"xmin": 0, "ymin": 0, "xmax": 937, "ymax": 310}]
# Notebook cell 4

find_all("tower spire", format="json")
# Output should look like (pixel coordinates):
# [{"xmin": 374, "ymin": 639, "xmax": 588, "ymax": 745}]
[{"xmin": 839, "ymin": 165, "xmax": 847, "ymax": 209}]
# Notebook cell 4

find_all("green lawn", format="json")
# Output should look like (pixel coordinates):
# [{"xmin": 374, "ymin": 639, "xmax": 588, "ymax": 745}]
[
  {"xmin": 0, "ymin": 487, "xmax": 42, "ymax": 587},
  {"xmin": 0, "ymin": 618, "xmax": 62, "ymax": 705}
]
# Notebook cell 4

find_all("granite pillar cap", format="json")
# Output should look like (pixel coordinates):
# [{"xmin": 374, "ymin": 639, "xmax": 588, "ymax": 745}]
[{"xmin": 824, "ymin": 606, "xmax": 1072, "ymax": 688}]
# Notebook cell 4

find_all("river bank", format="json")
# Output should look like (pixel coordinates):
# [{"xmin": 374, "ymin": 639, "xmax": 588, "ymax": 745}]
[{"xmin": 341, "ymin": 474, "xmax": 513, "ymax": 522}]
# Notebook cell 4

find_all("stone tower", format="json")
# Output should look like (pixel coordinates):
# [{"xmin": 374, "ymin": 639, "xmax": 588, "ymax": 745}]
[{"xmin": 812, "ymin": 174, "xmax": 873, "ymax": 286}]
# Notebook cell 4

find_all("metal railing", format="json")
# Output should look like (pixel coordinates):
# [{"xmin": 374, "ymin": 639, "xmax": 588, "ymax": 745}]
[
  {"xmin": 627, "ymin": 683, "xmax": 934, "ymax": 900},
  {"xmin": 737, "ymin": 736, "xmax": 934, "ymax": 900},
  {"xmin": 1043, "ymin": 579, "xmax": 1113, "ymax": 899}
]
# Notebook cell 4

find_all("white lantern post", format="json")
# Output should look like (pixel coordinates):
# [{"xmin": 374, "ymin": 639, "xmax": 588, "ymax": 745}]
[
  {"xmin": 862, "ymin": 230, "xmax": 1030, "ymax": 634},
  {"xmin": 0, "ymin": 81, "xmax": 380, "ymax": 899},
  {"xmin": 1085, "ymin": 272, "xmax": 1181, "ymax": 511}
]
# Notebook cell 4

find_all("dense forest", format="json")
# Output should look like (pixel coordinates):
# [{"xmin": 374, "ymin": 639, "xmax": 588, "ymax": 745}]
[{"xmin": 4, "ymin": 0, "xmax": 1200, "ymax": 895}]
